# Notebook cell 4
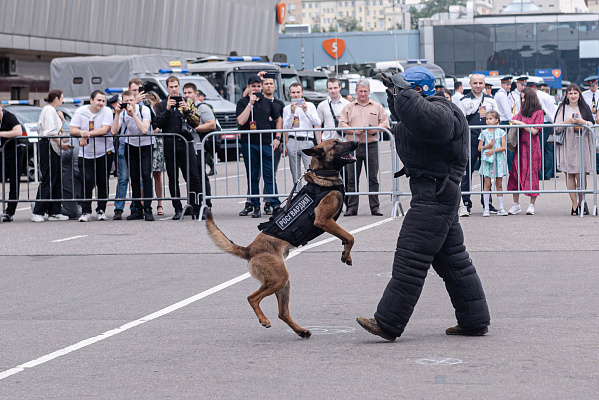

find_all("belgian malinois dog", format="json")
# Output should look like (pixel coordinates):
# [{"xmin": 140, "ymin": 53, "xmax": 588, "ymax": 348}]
[{"xmin": 205, "ymin": 139, "xmax": 359, "ymax": 338}]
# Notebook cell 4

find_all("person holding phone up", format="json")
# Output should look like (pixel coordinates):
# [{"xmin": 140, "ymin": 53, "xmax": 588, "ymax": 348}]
[{"xmin": 282, "ymin": 82, "xmax": 322, "ymax": 193}]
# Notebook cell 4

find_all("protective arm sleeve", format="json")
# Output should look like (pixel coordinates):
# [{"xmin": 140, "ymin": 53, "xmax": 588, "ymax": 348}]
[{"xmin": 392, "ymin": 89, "xmax": 456, "ymax": 144}]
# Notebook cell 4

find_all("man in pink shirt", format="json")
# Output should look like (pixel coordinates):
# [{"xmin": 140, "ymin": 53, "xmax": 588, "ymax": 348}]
[{"xmin": 339, "ymin": 79, "xmax": 390, "ymax": 216}]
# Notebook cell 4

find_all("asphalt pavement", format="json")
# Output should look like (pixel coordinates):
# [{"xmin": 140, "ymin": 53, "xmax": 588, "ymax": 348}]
[{"xmin": 1, "ymin": 168, "xmax": 598, "ymax": 399}]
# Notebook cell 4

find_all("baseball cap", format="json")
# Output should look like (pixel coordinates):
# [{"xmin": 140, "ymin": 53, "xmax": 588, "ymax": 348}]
[
  {"xmin": 247, "ymin": 75, "xmax": 262, "ymax": 85},
  {"xmin": 400, "ymin": 66, "xmax": 436, "ymax": 96}
]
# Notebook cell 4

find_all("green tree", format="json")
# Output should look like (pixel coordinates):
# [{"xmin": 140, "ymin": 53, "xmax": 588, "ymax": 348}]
[
  {"xmin": 410, "ymin": 0, "xmax": 466, "ymax": 29},
  {"xmin": 328, "ymin": 24, "xmax": 337, "ymax": 33},
  {"xmin": 337, "ymin": 17, "xmax": 363, "ymax": 32},
  {"xmin": 312, "ymin": 25, "xmax": 322, "ymax": 33}
]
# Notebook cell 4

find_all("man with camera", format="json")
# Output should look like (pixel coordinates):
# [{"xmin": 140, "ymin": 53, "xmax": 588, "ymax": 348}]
[
  {"xmin": 155, "ymin": 76, "xmax": 203, "ymax": 220},
  {"xmin": 113, "ymin": 78, "xmax": 147, "ymax": 220},
  {"xmin": 183, "ymin": 82, "xmax": 215, "ymax": 210},
  {"xmin": 111, "ymin": 90, "xmax": 153, "ymax": 221},
  {"xmin": 236, "ymin": 75, "xmax": 282, "ymax": 218},
  {"xmin": 283, "ymin": 82, "xmax": 321, "ymax": 193}
]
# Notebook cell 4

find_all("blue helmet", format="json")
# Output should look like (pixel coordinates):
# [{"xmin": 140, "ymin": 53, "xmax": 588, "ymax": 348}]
[{"xmin": 400, "ymin": 66, "xmax": 436, "ymax": 96}]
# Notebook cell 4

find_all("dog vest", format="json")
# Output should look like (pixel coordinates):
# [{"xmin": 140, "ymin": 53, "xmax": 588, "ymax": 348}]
[{"xmin": 258, "ymin": 182, "xmax": 345, "ymax": 247}]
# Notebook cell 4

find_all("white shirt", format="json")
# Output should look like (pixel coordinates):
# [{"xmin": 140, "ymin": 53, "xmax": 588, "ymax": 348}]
[
  {"xmin": 283, "ymin": 101, "xmax": 321, "ymax": 139},
  {"xmin": 581, "ymin": 89, "xmax": 598, "ymax": 114},
  {"xmin": 317, "ymin": 96, "xmax": 349, "ymax": 141},
  {"xmin": 494, "ymin": 88, "xmax": 513, "ymax": 122},
  {"xmin": 119, "ymin": 103, "xmax": 153, "ymax": 147},
  {"xmin": 452, "ymin": 92, "xmax": 464, "ymax": 107},
  {"xmin": 71, "ymin": 106, "xmax": 114, "ymax": 159},
  {"xmin": 536, "ymin": 90, "xmax": 557, "ymax": 124},
  {"xmin": 38, "ymin": 105, "xmax": 63, "ymax": 137},
  {"xmin": 511, "ymin": 89, "xmax": 521, "ymax": 116}
]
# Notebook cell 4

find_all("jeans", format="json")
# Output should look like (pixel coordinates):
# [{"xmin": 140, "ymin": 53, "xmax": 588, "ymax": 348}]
[
  {"xmin": 240, "ymin": 142, "xmax": 280, "ymax": 209},
  {"xmin": 81, "ymin": 153, "xmax": 114, "ymax": 214},
  {"xmin": 114, "ymin": 141, "xmax": 132, "ymax": 211},
  {"xmin": 126, "ymin": 144, "xmax": 153, "ymax": 212},
  {"xmin": 194, "ymin": 145, "xmax": 212, "ymax": 208},
  {"xmin": 33, "ymin": 139, "xmax": 62, "ymax": 216}
]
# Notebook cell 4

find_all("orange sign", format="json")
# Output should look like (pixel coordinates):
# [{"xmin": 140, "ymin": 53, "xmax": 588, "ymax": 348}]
[
  {"xmin": 489, "ymin": 71, "xmax": 499, "ymax": 77},
  {"xmin": 552, "ymin": 69, "xmax": 561, "ymax": 78},
  {"xmin": 323, "ymin": 38, "xmax": 346, "ymax": 59},
  {"xmin": 276, "ymin": 3, "xmax": 286, "ymax": 25}
]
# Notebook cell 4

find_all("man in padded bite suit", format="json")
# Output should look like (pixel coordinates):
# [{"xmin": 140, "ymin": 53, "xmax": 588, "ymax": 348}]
[{"xmin": 356, "ymin": 67, "xmax": 490, "ymax": 341}]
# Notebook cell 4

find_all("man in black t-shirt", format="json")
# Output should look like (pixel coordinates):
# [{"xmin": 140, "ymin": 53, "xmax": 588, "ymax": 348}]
[
  {"xmin": 0, "ymin": 105, "xmax": 24, "ymax": 222},
  {"xmin": 236, "ymin": 75, "xmax": 282, "ymax": 218},
  {"xmin": 261, "ymin": 72, "xmax": 285, "ymax": 215}
]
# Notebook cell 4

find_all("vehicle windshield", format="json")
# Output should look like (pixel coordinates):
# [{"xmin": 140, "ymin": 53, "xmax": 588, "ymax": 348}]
[
  {"xmin": 369, "ymin": 92, "xmax": 389, "ymax": 109},
  {"xmin": 157, "ymin": 78, "xmax": 222, "ymax": 101},
  {"xmin": 313, "ymin": 78, "xmax": 329, "ymax": 93},
  {"xmin": 6, "ymin": 107, "xmax": 42, "ymax": 123},
  {"xmin": 232, "ymin": 71, "xmax": 282, "ymax": 103},
  {"xmin": 281, "ymin": 74, "xmax": 300, "ymax": 102}
]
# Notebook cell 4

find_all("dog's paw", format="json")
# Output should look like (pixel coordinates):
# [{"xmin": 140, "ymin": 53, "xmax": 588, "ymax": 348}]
[
  {"xmin": 341, "ymin": 252, "xmax": 352, "ymax": 266},
  {"xmin": 298, "ymin": 330, "xmax": 312, "ymax": 338},
  {"xmin": 261, "ymin": 319, "xmax": 271, "ymax": 328}
]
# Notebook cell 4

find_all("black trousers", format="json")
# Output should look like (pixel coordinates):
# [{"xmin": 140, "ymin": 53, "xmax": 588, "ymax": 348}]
[
  {"xmin": 80, "ymin": 153, "xmax": 114, "ymax": 214},
  {"xmin": 346, "ymin": 142, "xmax": 380, "ymax": 211},
  {"xmin": 1, "ymin": 142, "xmax": 24, "ymax": 216},
  {"xmin": 195, "ymin": 150, "xmax": 212, "ymax": 208},
  {"xmin": 375, "ymin": 177, "xmax": 490, "ymax": 337},
  {"xmin": 126, "ymin": 144, "xmax": 153, "ymax": 212},
  {"xmin": 33, "ymin": 139, "xmax": 62, "ymax": 216},
  {"xmin": 164, "ymin": 138, "xmax": 202, "ymax": 212}
]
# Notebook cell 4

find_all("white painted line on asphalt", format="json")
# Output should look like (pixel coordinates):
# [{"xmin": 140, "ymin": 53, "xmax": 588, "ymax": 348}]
[
  {"xmin": 0, "ymin": 216, "xmax": 395, "ymax": 381},
  {"xmin": 51, "ymin": 235, "xmax": 88, "ymax": 243}
]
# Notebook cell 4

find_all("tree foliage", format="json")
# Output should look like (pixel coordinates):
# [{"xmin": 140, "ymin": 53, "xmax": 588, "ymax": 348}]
[
  {"xmin": 410, "ymin": 0, "xmax": 466, "ymax": 29},
  {"xmin": 338, "ymin": 17, "xmax": 363, "ymax": 32}
]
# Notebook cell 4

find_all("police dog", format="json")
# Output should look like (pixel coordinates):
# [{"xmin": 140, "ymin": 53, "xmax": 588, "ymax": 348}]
[{"xmin": 205, "ymin": 139, "xmax": 359, "ymax": 338}]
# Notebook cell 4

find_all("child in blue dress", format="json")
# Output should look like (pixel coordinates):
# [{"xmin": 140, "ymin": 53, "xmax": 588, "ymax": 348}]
[{"xmin": 478, "ymin": 110, "xmax": 508, "ymax": 217}]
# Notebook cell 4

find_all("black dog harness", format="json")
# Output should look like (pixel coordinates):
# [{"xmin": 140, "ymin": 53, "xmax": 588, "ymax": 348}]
[{"xmin": 258, "ymin": 180, "xmax": 345, "ymax": 247}]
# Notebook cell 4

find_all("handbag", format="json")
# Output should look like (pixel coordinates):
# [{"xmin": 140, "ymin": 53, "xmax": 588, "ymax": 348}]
[
  {"xmin": 547, "ymin": 131, "xmax": 564, "ymax": 145},
  {"xmin": 506, "ymin": 127, "xmax": 518, "ymax": 152}
]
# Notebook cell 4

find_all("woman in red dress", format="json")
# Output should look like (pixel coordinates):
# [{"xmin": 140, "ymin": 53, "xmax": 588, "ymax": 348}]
[{"xmin": 507, "ymin": 87, "xmax": 544, "ymax": 216}]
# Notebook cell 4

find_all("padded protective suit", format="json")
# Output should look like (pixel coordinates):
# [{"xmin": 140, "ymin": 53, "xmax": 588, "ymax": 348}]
[{"xmin": 374, "ymin": 89, "xmax": 490, "ymax": 337}]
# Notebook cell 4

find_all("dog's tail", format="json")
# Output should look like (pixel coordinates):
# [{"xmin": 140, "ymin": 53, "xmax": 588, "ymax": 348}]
[{"xmin": 205, "ymin": 211, "xmax": 250, "ymax": 261}]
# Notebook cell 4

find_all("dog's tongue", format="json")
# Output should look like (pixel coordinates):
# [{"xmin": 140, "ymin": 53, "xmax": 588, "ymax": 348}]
[{"xmin": 341, "ymin": 153, "xmax": 355, "ymax": 161}]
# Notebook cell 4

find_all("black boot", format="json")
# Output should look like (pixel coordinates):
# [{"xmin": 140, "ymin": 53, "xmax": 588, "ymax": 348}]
[{"xmin": 239, "ymin": 203, "xmax": 253, "ymax": 216}]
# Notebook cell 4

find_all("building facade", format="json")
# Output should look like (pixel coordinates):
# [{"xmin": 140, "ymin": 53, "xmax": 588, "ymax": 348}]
[{"xmin": 420, "ymin": 13, "xmax": 599, "ymax": 83}]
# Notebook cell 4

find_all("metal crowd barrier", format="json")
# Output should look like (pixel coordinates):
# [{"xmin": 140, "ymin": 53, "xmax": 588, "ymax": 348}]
[
  {"xmin": 197, "ymin": 127, "xmax": 404, "ymax": 218},
  {"xmin": 464, "ymin": 123, "xmax": 597, "ymax": 217},
  {"xmin": 1, "ymin": 132, "xmax": 197, "ymax": 222}
]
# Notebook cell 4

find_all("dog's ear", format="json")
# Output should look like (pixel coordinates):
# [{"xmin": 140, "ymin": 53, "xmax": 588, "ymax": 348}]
[{"xmin": 302, "ymin": 147, "xmax": 323, "ymax": 157}]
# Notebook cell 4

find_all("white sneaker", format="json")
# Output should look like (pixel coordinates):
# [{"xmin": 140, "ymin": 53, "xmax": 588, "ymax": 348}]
[
  {"xmin": 526, "ymin": 204, "xmax": 535, "ymax": 215},
  {"xmin": 459, "ymin": 205, "xmax": 470, "ymax": 217},
  {"xmin": 497, "ymin": 208, "xmax": 509, "ymax": 216},
  {"xmin": 31, "ymin": 214, "xmax": 45, "ymax": 223},
  {"xmin": 79, "ymin": 213, "xmax": 92, "ymax": 222},
  {"xmin": 482, "ymin": 209, "xmax": 490, "ymax": 217},
  {"xmin": 508, "ymin": 204, "xmax": 522, "ymax": 215},
  {"xmin": 97, "ymin": 211, "xmax": 108, "ymax": 221},
  {"xmin": 48, "ymin": 214, "xmax": 69, "ymax": 221}
]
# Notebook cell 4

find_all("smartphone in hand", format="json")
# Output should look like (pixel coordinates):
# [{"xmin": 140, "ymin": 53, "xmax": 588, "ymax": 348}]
[{"xmin": 292, "ymin": 98, "xmax": 304, "ymax": 105}]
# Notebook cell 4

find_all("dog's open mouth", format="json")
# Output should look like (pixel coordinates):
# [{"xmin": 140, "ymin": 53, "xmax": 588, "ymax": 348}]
[{"xmin": 340, "ymin": 153, "xmax": 355, "ymax": 161}]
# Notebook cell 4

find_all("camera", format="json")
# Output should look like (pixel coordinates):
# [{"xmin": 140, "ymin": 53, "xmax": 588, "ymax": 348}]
[
  {"xmin": 171, "ymin": 96, "xmax": 183, "ymax": 103},
  {"xmin": 120, "ymin": 102, "xmax": 128, "ymax": 110}
]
